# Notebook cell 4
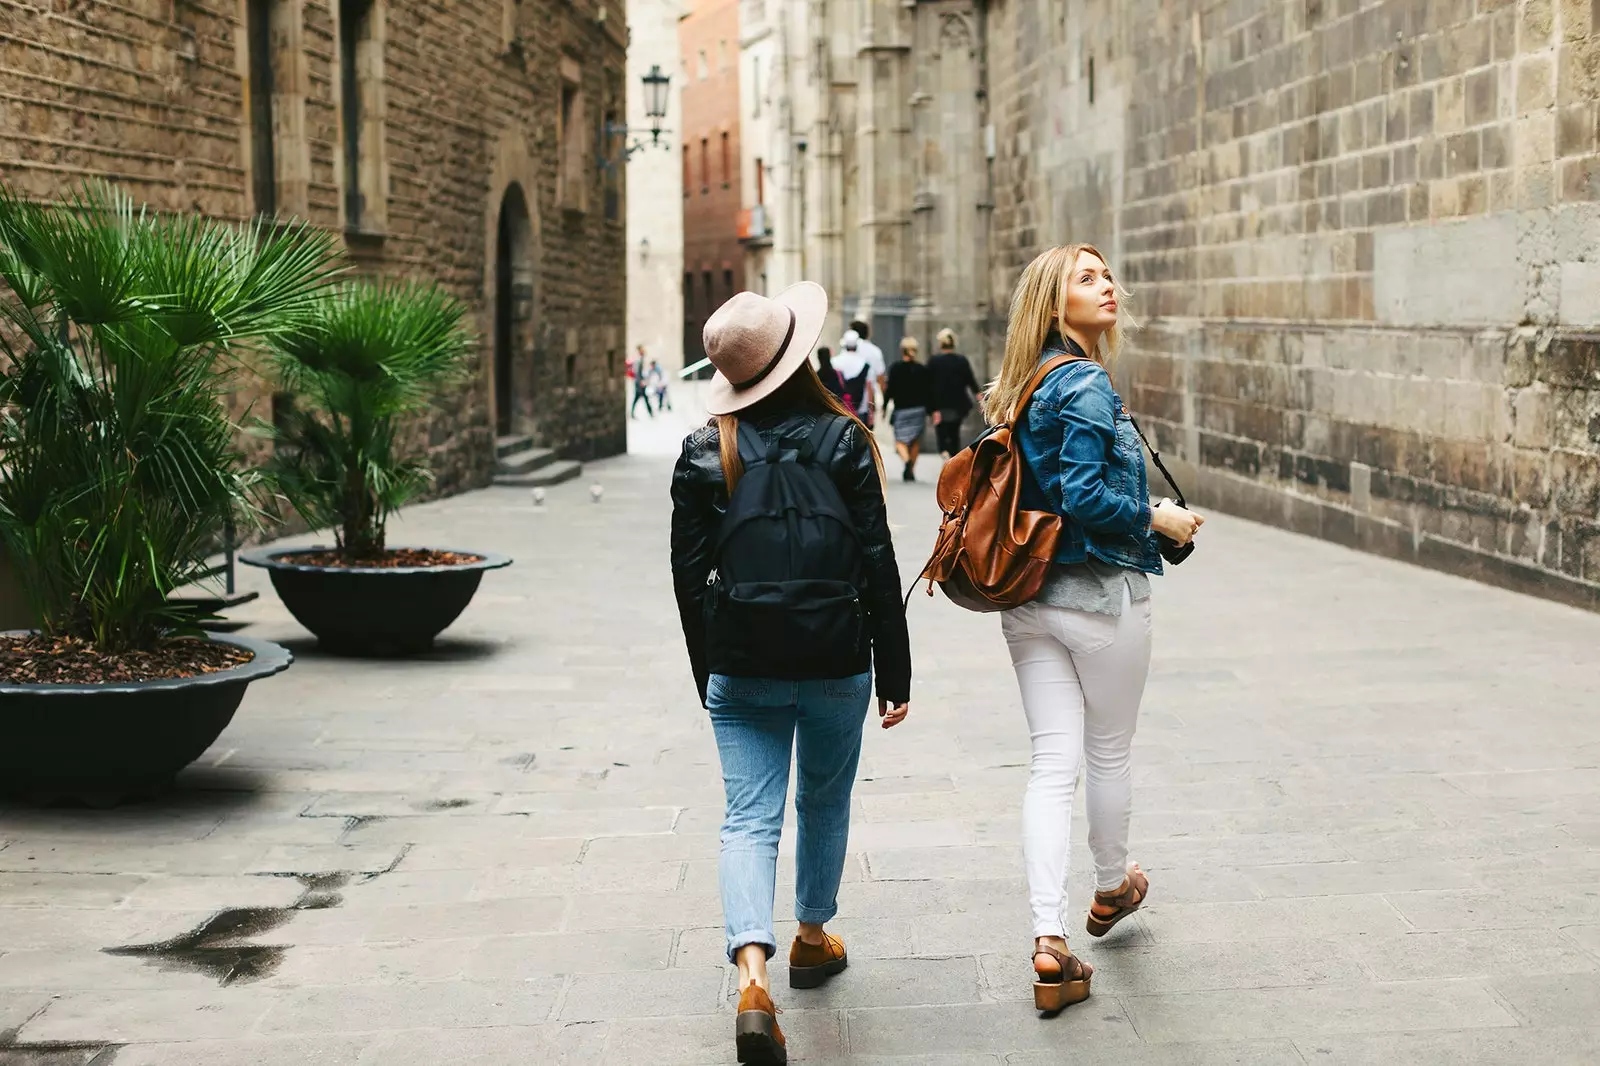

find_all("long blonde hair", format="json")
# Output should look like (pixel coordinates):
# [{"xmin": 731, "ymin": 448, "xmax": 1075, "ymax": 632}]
[
  {"xmin": 981, "ymin": 244, "xmax": 1132, "ymax": 424},
  {"xmin": 716, "ymin": 362, "xmax": 885, "ymax": 492}
]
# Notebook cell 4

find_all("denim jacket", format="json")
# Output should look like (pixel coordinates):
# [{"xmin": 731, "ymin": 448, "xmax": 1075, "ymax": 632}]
[{"xmin": 1014, "ymin": 332, "xmax": 1163, "ymax": 575}]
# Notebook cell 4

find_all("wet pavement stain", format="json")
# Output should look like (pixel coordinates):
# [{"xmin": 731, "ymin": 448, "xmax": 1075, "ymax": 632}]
[
  {"xmin": 100, "ymin": 869, "xmax": 364, "ymax": 985},
  {"xmin": 0, "ymin": 1040, "xmax": 120, "ymax": 1066},
  {"xmin": 292, "ymin": 872, "xmax": 350, "ymax": 910},
  {"xmin": 417, "ymin": 797, "xmax": 474, "ymax": 811},
  {"xmin": 103, "ymin": 906, "xmax": 294, "ymax": 985}
]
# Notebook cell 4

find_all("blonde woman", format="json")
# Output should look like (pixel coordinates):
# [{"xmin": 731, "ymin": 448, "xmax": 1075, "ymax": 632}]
[
  {"xmin": 984, "ymin": 245, "xmax": 1203, "ymax": 1014},
  {"xmin": 884, "ymin": 336, "xmax": 932, "ymax": 480}
]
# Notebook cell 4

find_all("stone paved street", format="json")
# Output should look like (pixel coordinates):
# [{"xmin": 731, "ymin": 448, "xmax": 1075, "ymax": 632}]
[{"xmin": 3, "ymin": 392, "xmax": 1600, "ymax": 1064}]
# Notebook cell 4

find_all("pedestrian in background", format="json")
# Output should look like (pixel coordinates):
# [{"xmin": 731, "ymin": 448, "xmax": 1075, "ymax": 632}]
[
  {"xmin": 815, "ymin": 345, "xmax": 849, "ymax": 401},
  {"xmin": 844, "ymin": 320, "xmax": 887, "ymax": 427},
  {"xmin": 884, "ymin": 335, "xmax": 932, "ymax": 481},
  {"xmin": 671, "ymin": 284, "xmax": 912, "ymax": 1066},
  {"xmin": 649, "ymin": 358, "xmax": 672, "ymax": 412},
  {"xmin": 928, "ymin": 327, "xmax": 981, "ymax": 457},
  {"xmin": 630, "ymin": 344, "xmax": 655, "ymax": 419},
  {"xmin": 830, "ymin": 330, "xmax": 875, "ymax": 424},
  {"xmin": 985, "ymin": 244, "xmax": 1203, "ymax": 1014}
]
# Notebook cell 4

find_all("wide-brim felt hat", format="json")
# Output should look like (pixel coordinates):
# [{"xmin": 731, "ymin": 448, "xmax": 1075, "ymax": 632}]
[{"xmin": 702, "ymin": 281, "xmax": 828, "ymax": 416}]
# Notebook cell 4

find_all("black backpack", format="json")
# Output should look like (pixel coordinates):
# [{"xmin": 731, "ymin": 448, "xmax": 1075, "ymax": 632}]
[
  {"xmin": 841, "ymin": 362, "xmax": 871, "ymax": 413},
  {"xmin": 704, "ymin": 415, "xmax": 866, "ymax": 680}
]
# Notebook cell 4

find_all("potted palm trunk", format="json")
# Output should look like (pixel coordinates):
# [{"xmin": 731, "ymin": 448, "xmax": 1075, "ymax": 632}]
[
  {"xmin": 0, "ymin": 184, "xmax": 339, "ymax": 804},
  {"xmin": 241, "ymin": 280, "xmax": 510, "ymax": 656}
]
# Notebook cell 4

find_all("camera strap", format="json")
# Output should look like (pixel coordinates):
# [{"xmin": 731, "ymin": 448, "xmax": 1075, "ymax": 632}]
[{"xmin": 1128, "ymin": 415, "xmax": 1187, "ymax": 509}]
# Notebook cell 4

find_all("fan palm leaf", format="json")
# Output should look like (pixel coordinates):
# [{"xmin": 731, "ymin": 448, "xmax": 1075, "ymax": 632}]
[
  {"xmin": 0, "ymin": 181, "xmax": 343, "ymax": 651},
  {"xmin": 263, "ymin": 278, "xmax": 473, "ymax": 558}
]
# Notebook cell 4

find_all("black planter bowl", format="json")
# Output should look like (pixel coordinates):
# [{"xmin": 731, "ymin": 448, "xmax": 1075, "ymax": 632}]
[
  {"xmin": 240, "ymin": 546, "xmax": 512, "ymax": 657},
  {"xmin": 0, "ymin": 632, "xmax": 292, "ymax": 806}
]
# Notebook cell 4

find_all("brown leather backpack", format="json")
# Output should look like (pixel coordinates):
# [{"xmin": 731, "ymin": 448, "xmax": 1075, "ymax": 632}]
[{"xmin": 915, "ymin": 354, "xmax": 1076, "ymax": 612}]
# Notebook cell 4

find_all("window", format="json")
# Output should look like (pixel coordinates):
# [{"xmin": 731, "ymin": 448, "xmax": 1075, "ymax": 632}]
[
  {"xmin": 699, "ymin": 138, "xmax": 709, "ymax": 193},
  {"xmin": 558, "ymin": 58, "xmax": 586, "ymax": 210},
  {"xmin": 721, "ymin": 131, "xmax": 730, "ymax": 187},
  {"xmin": 723, "ymin": 269, "xmax": 734, "ymax": 299},
  {"xmin": 752, "ymin": 55, "xmax": 761, "ymax": 118},
  {"xmin": 760, "ymin": 271, "xmax": 768, "ymax": 295},
  {"xmin": 754, "ymin": 156, "xmax": 764, "ymax": 204},
  {"xmin": 603, "ymin": 108, "xmax": 619, "ymax": 220},
  {"xmin": 702, "ymin": 271, "xmax": 713, "ymax": 312},
  {"xmin": 682, "ymin": 143, "xmax": 692, "ymax": 198},
  {"xmin": 718, "ymin": 40, "xmax": 727, "ymax": 73},
  {"xmin": 338, "ymin": 0, "xmax": 384, "ymax": 234},
  {"xmin": 1088, "ymin": 55, "xmax": 1095, "ymax": 105},
  {"xmin": 246, "ymin": 0, "xmax": 276, "ymax": 216},
  {"xmin": 565, "ymin": 354, "xmax": 577, "ymax": 386},
  {"xmin": 684, "ymin": 272, "xmax": 695, "ymax": 315},
  {"xmin": 697, "ymin": 49, "xmax": 708, "ymax": 80}
]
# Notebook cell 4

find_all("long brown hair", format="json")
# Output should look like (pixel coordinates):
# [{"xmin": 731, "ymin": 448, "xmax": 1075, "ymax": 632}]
[
  {"xmin": 716, "ymin": 363, "xmax": 885, "ymax": 492},
  {"xmin": 981, "ymin": 243, "xmax": 1134, "ymax": 424}
]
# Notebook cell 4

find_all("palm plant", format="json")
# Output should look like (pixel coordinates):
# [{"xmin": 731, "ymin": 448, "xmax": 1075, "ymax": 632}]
[
  {"xmin": 262, "ymin": 279, "xmax": 474, "ymax": 560},
  {"xmin": 0, "ymin": 183, "xmax": 342, "ymax": 653}
]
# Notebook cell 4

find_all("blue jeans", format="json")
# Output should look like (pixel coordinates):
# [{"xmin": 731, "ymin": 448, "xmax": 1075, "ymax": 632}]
[{"xmin": 707, "ymin": 671, "xmax": 871, "ymax": 963}]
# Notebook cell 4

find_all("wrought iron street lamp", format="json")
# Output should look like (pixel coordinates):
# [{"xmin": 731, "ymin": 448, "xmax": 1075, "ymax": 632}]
[{"xmin": 605, "ymin": 64, "xmax": 672, "ymax": 162}]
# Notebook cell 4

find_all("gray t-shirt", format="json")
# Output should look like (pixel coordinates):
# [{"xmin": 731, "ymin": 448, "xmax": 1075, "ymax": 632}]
[{"xmin": 1033, "ymin": 557, "xmax": 1151, "ymax": 616}]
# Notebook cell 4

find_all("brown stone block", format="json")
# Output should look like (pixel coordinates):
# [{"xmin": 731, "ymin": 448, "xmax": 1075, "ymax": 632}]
[
  {"xmin": 1430, "ymin": 177, "xmax": 1462, "ymax": 217},
  {"xmin": 1559, "ymin": 156, "xmax": 1600, "ymax": 200},
  {"xmin": 1445, "ymin": 130, "xmax": 1482, "ymax": 175},
  {"xmin": 1556, "ymin": 104, "xmax": 1597, "ymax": 157},
  {"xmin": 1557, "ymin": 38, "xmax": 1600, "ymax": 106},
  {"xmin": 1552, "ymin": 448, "xmax": 1600, "ymax": 513},
  {"xmin": 1460, "ymin": 174, "xmax": 1488, "ymax": 214}
]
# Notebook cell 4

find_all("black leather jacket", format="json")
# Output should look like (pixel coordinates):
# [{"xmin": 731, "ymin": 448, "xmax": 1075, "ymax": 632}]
[{"xmin": 670, "ymin": 411, "xmax": 912, "ymax": 706}]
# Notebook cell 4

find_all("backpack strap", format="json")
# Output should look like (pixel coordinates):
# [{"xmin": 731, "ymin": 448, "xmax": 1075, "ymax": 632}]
[
  {"xmin": 735, "ymin": 420, "xmax": 779, "ymax": 466},
  {"xmin": 1010, "ymin": 354, "xmax": 1078, "ymax": 424},
  {"xmin": 799, "ymin": 413, "xmax": 850, "ymax": 467}
]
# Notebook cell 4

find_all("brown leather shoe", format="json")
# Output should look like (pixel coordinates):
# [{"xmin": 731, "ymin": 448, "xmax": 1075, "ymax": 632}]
[
  {"xmin": 735, "ymin": 983, "xmax": 786, "ymax": 1065},
  {"xmin": 788, "ymin": 932, "xmax": 848, "ymax": 989}
]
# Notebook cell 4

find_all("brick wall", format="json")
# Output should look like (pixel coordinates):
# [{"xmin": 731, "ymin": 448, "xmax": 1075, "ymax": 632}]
[
  {"xmin": 990, "ymin": 0, "xmax": 1600, "ymax": 609},
  {"xmin": 0, "ymin": 0, "xmax": 628, "ymax": 495},
  {"xmin": 680, "ymin": 0, "xmax": 745, "ymax": 363}
]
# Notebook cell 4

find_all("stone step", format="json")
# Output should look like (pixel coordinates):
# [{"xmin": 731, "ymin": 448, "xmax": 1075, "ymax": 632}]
[
  {"xmin": 493, "ymin": 459, "xmax": 583, "ymax": 488},
  {"xmin": 495, "ymin": 434, "xmax": 535, "ymax": 460},
  {"xmin": 495, "ymin": 446, "xmax": 557, "ymax": 477}
]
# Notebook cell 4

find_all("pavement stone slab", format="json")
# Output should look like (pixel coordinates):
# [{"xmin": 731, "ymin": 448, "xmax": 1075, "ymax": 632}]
[{"xmin": 2, "ymin": 407, "xmax": 1598, "ymax": 1062}]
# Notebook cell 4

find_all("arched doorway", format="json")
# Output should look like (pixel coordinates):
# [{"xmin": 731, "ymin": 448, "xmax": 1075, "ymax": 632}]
[{"xmin": 493, "ymin": 184, "xmax": 533, "ymax": 435}]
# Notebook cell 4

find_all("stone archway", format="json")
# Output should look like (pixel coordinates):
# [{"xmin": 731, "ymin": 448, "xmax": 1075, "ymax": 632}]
[{"xmin": 492, "ymin": 182, "xmax": 533, "ymax": 436}]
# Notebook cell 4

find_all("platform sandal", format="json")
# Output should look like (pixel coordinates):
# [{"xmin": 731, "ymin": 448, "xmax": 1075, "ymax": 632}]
[
  {"xmin": 1086, "ymin": 862, "xmax": 1149, "ymax": 938},
  {"xmin": 1032, "ymin": 940, "xmax": 1092, "ymax": 1014}
]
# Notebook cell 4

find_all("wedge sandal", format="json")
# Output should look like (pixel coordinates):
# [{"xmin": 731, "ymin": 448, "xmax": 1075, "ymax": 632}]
[
  {"xmin": 1086, "ymin": 862, "xmax": 1149, "ymax": 938},
  {"xmin": 1032, "ymin": 941, "xmax": 1092, "ymax": 1014}
]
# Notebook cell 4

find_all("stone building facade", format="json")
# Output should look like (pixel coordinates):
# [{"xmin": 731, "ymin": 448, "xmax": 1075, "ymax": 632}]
[
  {"xmin": 0, "ymin": 0, "xmax": 629, "ymax": 494},
  {"xmin": 627, "ymin": 0, "xmax": 687, "ymax": 373},
  {"xmin": 749, "ymin": 0, "xmax": 1600, "ymax": 610},
  {"xmin": 680, "ymin": 0, "xmax": 745, "ymax": 364},
  {"xmin": 989, "ymin": 0, "xmax": 1600, "ymax": 609}
]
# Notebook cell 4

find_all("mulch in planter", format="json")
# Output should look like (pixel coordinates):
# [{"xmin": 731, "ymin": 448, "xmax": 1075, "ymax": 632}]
[
  {"xmin": 283, "ymin": 548, "xmax": 484, "ymax": 568},
  {"xmin": 0, "ymin": 634, "xmax": 254, "ymax": 686}
]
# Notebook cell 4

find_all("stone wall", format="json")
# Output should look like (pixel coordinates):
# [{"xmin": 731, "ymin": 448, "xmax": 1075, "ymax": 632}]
[
  {"xmin": 990, "ymin": 0, "xmax": 1600, "ymax": 609},
  {"xmin": 0, "ymin": 0, "xmax": 629, "ymax": 493}
]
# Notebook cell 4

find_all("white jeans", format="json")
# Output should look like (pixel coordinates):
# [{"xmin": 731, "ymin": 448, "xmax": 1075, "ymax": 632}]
[{"xmin": 1001, "ymin": 585, "xmax": 1152, "ymax": 939}]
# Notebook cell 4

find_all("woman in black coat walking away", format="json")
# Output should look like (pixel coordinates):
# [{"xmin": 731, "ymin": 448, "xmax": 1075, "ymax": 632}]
[
  {"xmin": 671, "ymin": 283, "xmax": 912, "ymax": 1065},
  {"xmin": 927, "ymin": 328, "xmax": 982, "ymax": 456}
]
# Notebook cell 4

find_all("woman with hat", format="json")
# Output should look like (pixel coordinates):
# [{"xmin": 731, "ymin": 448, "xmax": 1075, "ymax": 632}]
[{"xmin": 670, "ymin": 283, "xmax": 913, "ymax": 1065}]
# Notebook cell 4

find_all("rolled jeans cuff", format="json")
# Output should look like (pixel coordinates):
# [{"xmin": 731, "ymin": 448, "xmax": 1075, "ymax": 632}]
[
  {"xmin": 726, "ymin": 929, "xmax": 777, "ymax": 964},
  {"xmin": 794, "ymin": 901, "xmax": 838, "ymax": 925}
]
